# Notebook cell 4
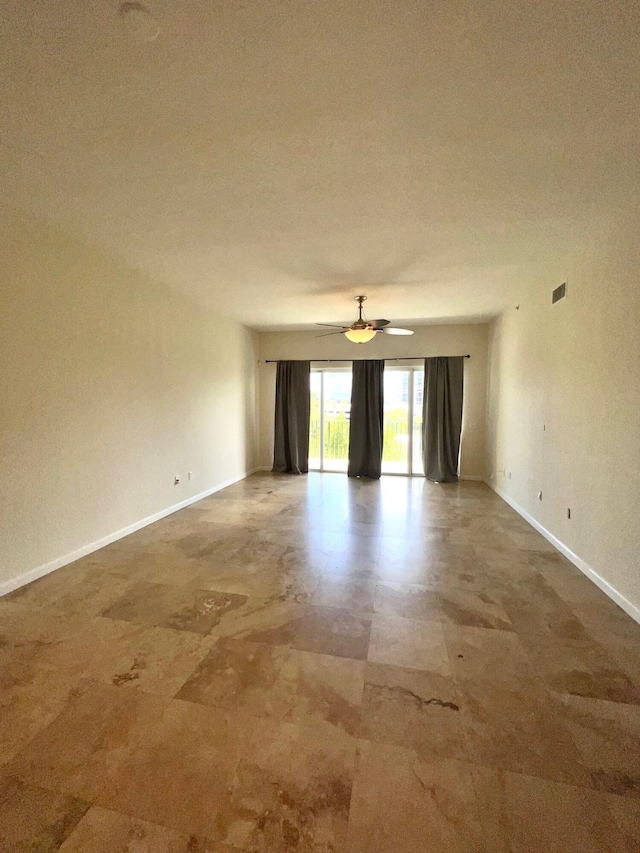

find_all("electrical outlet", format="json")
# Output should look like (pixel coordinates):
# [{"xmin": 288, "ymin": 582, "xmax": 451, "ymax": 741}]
[
  {"xmin": 188, "ymin": 471, "xmax": 193, "ymax": 481},
  {"xmin": 174, "ymin": 476, "xmax": 180, "ymax": 485}
]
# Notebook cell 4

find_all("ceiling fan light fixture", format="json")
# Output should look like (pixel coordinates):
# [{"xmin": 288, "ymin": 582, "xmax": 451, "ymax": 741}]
[
  {"xmin": 383, "ymin": 327, "xmax": 414, "ymax": 336},
  {"xmin": 344, "ymin": 327, "xmax": 377, "ymax": 344}
]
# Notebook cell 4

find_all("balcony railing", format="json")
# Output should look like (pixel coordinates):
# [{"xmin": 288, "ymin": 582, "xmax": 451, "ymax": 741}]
[{"xmin": 309, "ymin": 419, "xmax": 422, "ymax": 464}]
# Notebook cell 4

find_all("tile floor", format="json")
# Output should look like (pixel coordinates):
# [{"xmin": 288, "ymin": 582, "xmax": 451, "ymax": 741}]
[{"xmin": 1, "ymin": 473, "xmax": 639, "ymax": 852}]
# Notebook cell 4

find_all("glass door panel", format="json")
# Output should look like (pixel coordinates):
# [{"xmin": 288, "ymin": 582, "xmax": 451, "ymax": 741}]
[
  {"xmin": 309, "ymin": 372, "xmax": 322, "ymax": 470},
  {"xmin": 309, "ymin": 370, "xmax": 352, "ymax": 472},
  {"xmin": 412, "ymin": 369, "xmax": 425, "ymax": 475},
  {"xmin": 382, "ymin": 369, "xmax": 410, "ymax": 474},
  {"xmin": 322, "ymin": 371, "xmax": 352, "ymax": 472}
]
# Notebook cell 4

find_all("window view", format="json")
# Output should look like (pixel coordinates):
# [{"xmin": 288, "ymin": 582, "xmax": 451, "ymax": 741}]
[{"xmin": 309, "ymin": 370, "xmax": 352, "ymax": 471}]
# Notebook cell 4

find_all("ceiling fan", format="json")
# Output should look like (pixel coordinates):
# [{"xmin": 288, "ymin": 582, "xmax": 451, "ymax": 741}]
[{"xmin": 316, "ymin": 296, "xmax": 414, "ymax": 343}]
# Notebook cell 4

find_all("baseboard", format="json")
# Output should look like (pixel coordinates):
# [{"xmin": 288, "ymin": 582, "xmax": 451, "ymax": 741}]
[
  {"xmin": 486, "ymin": 480, "xmax": 640, "ymax": 625},
  {"xmin": 0, "ymin": 467, "xmax": 261, "ymax": 599}
]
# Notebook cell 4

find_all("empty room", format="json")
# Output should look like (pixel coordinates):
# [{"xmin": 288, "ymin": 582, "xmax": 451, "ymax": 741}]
[{"xmin": 1, "ymin": 1, "xmax": 639, "ymax": 851}]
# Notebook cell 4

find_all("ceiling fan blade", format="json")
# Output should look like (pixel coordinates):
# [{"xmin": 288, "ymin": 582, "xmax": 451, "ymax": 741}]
[
  {"xmin": 316, "ymin": 330, "xmax": 345, "ymax": 338},
  {"xmin": 369, "ymin": 319, "xmax": 390, "ymax": 329},
  {"xmin": 316, "ymin": 323, "xmax": 349, "ymax": 328},
  {"xmin": 383, "ymin": 327, "xmax": 414, "ymax": 336}
]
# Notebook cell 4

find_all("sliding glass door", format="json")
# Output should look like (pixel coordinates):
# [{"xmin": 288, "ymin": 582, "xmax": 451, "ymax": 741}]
[
  {"xmin": 310, "ymin": 365, "xmax": 424, "ymax": 475},
  {"xmin": 381, "ymin": 367, "xmax": 424, "ymax": 475},
  {"xmin": 309, "ymin": 370, "xmax": 352, "ymax": 472}
]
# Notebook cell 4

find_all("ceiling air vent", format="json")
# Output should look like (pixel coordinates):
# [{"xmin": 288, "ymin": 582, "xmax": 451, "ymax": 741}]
[{"xmin": 552, "ymin": 282, "xmax": 567, "ymax": 304}]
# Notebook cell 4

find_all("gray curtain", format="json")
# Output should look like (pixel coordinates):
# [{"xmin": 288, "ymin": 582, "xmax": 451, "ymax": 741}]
[
  {"xmin": 272, "ymin": 361, "xmax": 310, "ymax": 474},
  {"xmin": 422, "ymin": 356, "xmax": 464, "ymax": 483},
  {"xmin": 348, "ymin": 360, "xmax": 385, "ymax": 479}
]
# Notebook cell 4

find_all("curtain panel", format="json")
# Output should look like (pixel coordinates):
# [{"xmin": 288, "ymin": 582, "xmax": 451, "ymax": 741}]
[
  {"xmin": 348, "ymin": 359, "xmax": 385, "ymax": 479},
  {"xmin": 272, "ymin": 360, "xmax": 311, "ymax": 474},
  {"xmin": 422, "ymin": 356, "xmax": 464, "ymax": 483}
]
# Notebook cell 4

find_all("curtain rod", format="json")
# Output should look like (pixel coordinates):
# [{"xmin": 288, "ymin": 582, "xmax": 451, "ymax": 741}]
[{"xmin": 264, "ymin": 355, "xmax": 470, "ymax": 363}]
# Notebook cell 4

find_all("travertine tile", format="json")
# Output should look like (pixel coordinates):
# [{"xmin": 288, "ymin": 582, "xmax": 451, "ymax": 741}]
[
  {"xmin": 194, "ymin": 560, "xmax": 321, "ymax": 603},
  {"xmin": 0, "ymin": 664, "xmax": 81, "ymax": 765},
  {"xmin": 507, "ymin": 530, "xmax": 558, "ymax": 552},
  {"xmin": 101, "ymin": 582, "xmax": 249, "ymax": 635},
  {"xmin": 72, "ymin": 618, "xmax": 215, "ymax": 695},
  {"xmin": 230, "ymin": 604, "xmax": 372, "ymax": 660},
  {"xmin": 0, "ymin": 600, "xmax": 92, "ymax": 671},
  {"xmin": 373, "ymin": 582, "xmax": 442, "ymax": 621},
  {"xmin": 471, "ymin": 765, "xmax": 639, "ymax": 853},
  {"xmin": 216, "ymin": 718, "xmax": 356, "ymax": 852},
  {"xmin": 496, "ymin": 572, "xmax": 590, "ymax": 640},
  {"xmin": 58, "ymin": 806, "xmax": 217, "ymax": 852},
  {"xmin": 7, "ymin": 684, "xmax": 252, "ymax": 836},
  {"xmin": 0, "ymin": 775, "xmax": 89, "ymax": 853},
  {"xmin": 312, "ymin": 576, "xmax": 377, "ymax": 612},
  {"xmin": 5, "ymin": 683, "xmax": 171, "ymax": 799},
  {"xmin": 177, "ymin": 638, "xmax": 364, "ymax": 735},
  {"xmin": 3, "ymin": 566, "xmax": 132, "ymax": 617},
  {"xmin": 358, "ymin": 662, "xmax": 466, "ymax": 759},
  {"xmin": 368, "ymin": 614, "xmax": 450, "ymax": 674},
  {"xmin": 443, "ymin": 623, "xmax": 536, "ymax": 685},
  {"xmin": 2, "ymin": 473, "xmax": 639, "ymax": 852},
  {"xmin": 436, "ymin": 587, "xmax": 513, "ymax": 630},
  {"xmin": 557, "ymin": 693, "xmax": 640, "ymax": 797},
  {"xmin": 346, "ymin": 741, "xmax": 484, "ymax": 853},
  {"xmin": 571, "ymin": 599, "xmax": 640, "ymax": 646},
  {"xmin": 520, "ymin": 633, "xmax": 640, "ymax": 705},
  {"xmin": 457, "ymin": 677, "xmax": 588, "ymax": 785}
]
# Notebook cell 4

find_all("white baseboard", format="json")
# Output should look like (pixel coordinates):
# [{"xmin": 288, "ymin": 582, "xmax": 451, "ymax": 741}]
[
  {"xmin": 0, "ymin": 467, "xmax": 261, "ymax": 599},
  {"xmin": 486, "ymin": 480, "xmax": 640, "ymax": 625}
]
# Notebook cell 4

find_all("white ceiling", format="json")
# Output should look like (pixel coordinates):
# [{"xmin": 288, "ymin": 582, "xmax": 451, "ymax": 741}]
[{"xmin": 1, "ymin": 0, "xmax": 638, "ymax": 329}]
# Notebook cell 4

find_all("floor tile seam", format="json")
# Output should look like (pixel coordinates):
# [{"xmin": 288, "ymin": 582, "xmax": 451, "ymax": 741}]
[
  {"xmin": 369, "ymin": 609, "xmax": 446, "ymax": 630},
  {"xmin": 98, "ymin": 613, "xmax": 212, "ymax": 639},
  {"xmin": 0, "ymin": 687, "xmax": 86, "ymax": 770},
  {"xmin": 513, "ymin": 629, "xmax": 637, "ymax": 669},
  {"xmin": 466, "ymin": 748, "xmax": 640, "ymax": 803},
  {"xmin": 465, "ymin": 756, "xmax": 640, "ymax": 803},
  {"xmin": 172, "ymin": 691, "xmax": 366, "ymax": 742},
  {"xmin": 59, "ymin": 801, "xmax": 215, "ymax": 845},
  {"xmin": 447, "ymin": 673, "xmax": 629, "ymax": 795},
  {"xmin": 204, "ymin": 630, "xmax": 373, "ymax": 664},
  {"xmin": 3, "ymin": 678, "xmax": 176, "ymax": 782},
  {"xmin": 60, "ymin": 780, "xmax": 218, "ymax": 840},
  {"xmin": 193, "ymin": 633, "xmax": 372, "ymax": 671}
]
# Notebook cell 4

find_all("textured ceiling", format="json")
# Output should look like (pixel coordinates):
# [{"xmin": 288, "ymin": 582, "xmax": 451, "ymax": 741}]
[{"xmin": 1, "ymin": 0, "xmax": 638, "ymax": 328}]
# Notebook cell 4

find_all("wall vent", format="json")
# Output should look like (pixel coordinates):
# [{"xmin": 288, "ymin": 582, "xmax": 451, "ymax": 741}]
[{"xmin": 552, "ymin": 282, "xmax": 567, "ymax": 304}]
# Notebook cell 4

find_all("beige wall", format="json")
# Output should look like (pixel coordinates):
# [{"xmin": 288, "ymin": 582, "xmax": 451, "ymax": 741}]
[
  {"xmin": 0, "ymin": 208, "xmax": 258, "ymax": 589},
  {"xmin": 258, "ymin": 324, "xmax": 489, "ymax": 477},
  {"xmin": 486, "ymin": 214, "xmax": 640, "ymax": 614}
]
